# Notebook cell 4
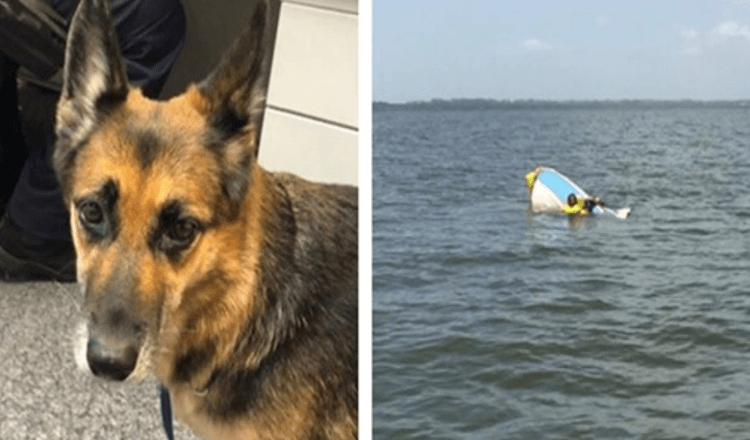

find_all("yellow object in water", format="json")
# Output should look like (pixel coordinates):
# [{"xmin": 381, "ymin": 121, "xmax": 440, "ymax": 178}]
[{"xmin": 525, "ymin": 171, "xmax": 537, "ymax": 188}]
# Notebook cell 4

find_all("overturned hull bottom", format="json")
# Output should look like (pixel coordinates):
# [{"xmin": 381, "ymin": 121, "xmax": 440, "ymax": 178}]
[{"xmin": 528, "ymin": 167, "xmax": 629, "ymax": 219}]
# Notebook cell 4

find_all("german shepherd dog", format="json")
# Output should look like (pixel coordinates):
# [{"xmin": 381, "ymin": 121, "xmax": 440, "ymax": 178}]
[{"xmin": 52, "ymin": 0, "xmax": 358, "ymax": 438}]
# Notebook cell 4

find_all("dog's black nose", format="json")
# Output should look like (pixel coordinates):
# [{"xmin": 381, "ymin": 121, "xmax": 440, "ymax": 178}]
[{"xmin": 86, "ymin": 339, "xmax": 138, "ymax": 381}]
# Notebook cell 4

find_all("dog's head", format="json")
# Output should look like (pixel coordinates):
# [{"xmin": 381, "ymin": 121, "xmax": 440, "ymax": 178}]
[{"xmin": 53, "ymin": 0, "xmax": 270, "ymax": 382}]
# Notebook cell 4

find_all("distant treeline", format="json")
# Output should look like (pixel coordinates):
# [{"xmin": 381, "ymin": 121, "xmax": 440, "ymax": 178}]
[{"xmin": 373, "ymin": 98, "xmax": 750, "ymax": 111}]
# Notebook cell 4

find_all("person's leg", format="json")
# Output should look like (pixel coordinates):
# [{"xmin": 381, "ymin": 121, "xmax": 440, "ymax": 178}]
[
  {"xmin": 0, "ymin": 55, "xmax": 29, "ymax": 215},
  {"xmin": 8, "ymin": 84, "xmax": 70, "ymax": 242},
  {"xmin": 0, "ymin": 82, "xmax": 75, "ymax": 281}
]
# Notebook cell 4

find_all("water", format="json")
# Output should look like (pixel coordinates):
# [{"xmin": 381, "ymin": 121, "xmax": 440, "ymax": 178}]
[{"xmin": 373, "ymin": 103, "xmax": 750, "ymax": 439}]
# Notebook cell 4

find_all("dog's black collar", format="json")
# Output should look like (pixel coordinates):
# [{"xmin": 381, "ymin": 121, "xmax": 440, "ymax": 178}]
[{"xmin": 159, "ymin": 386, "xmax": 174, "ymax": 440}]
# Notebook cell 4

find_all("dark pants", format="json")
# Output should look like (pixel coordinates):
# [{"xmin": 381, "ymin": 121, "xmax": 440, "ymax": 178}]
[
  {"xmin": 7, "ymin": 81, "xmax": 68, "ymax": 241},
  {"xmin": 0, "ymin": 57, "xmax": 27, "ymax": 218}
]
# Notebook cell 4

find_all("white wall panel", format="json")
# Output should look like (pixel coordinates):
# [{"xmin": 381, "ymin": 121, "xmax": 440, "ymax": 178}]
[
  {"xmin": 267, "ymin": 2, "xmax": 358, "ymax": 128},
  {"xmin": 261, "ymin": 0, "xmax": 359, "ymax": 186},
  {"xmin": 260, "ymin": 108, "xmax": 358, "ymax": 186}
]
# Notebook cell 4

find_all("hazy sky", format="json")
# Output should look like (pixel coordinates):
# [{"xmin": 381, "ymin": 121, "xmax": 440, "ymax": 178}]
[{"xmin": 373, "ymin": 0, "xmax": 750, "ymax": 102}]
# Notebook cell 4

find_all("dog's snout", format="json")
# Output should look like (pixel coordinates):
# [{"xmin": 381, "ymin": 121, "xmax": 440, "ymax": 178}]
[{"xmin": 86, "ymin": 338, "xmax": 138, "ymax": 381}]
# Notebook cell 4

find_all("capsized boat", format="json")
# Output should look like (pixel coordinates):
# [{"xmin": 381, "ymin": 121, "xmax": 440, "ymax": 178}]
[{"xmin": 526, "ymin": 167, "xmax": 630, "ymax": 219}]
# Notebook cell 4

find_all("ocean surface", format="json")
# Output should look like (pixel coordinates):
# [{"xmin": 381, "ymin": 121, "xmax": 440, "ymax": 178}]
[{"xmin": 372, "ymin": 103, "xmax": 750, "ymax": 440}]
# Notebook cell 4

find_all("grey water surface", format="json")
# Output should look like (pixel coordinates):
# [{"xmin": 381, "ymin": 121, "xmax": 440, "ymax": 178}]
[{"xmin": 373, "ymin": 103, "xmax": 750, "ymax": 439}]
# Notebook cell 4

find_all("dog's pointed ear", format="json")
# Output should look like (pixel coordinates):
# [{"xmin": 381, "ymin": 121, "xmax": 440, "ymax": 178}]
[
  {"xmin": 194, "ymin": 0, "xmax": 271, "ymax": 219},
  {"xmin": 197, "ymin": 0, "xmax": 270, "ymax": 159},
  {"xmin": 54, "ymin": 0, "xmax": 128, "ymax": 195}
]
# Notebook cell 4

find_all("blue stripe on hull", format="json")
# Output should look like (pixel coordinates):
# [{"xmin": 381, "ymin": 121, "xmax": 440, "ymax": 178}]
[{"xmin": 536, "ymin": 169, "xmax": 586, "ymax": 202}]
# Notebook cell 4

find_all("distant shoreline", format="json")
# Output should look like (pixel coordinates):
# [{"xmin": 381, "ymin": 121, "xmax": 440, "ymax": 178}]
[{"xmin": 373, "ymin": 98, "xmax": 750, "ymax": 111}]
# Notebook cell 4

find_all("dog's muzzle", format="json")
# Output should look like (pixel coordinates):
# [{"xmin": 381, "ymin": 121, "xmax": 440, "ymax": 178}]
[{"xmin": 84, "ymin": 307, "xmax": 144, "ymax": 381}]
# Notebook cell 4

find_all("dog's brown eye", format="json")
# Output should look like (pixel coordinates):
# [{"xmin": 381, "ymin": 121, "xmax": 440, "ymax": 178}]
[
  {"xmin": 80, "ymin": 201, "xmax": 104, "ymax": 225},
  {"xmin": 150, "ymin": 202, "xmax": 203, "ymax": 260},
  {"xmin": 167, "ymin": 219, "xmax": 199, "ymax": 245}
]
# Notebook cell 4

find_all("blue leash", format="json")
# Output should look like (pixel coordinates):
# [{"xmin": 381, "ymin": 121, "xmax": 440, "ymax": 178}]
[{"xmin": 159, "ymin": 386, "xmax": 175, "ymax": 440}]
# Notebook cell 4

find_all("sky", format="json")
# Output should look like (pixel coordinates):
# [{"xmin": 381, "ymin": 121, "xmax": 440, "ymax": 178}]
[{"xmin": 373, "ymin": 0, "xmax": 750, "ymax": 102}]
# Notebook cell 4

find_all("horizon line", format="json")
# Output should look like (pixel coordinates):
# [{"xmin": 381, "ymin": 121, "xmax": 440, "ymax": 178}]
[{"xmin": 374, "ymin": 97, "xmax": 750, "ymax": 105}]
